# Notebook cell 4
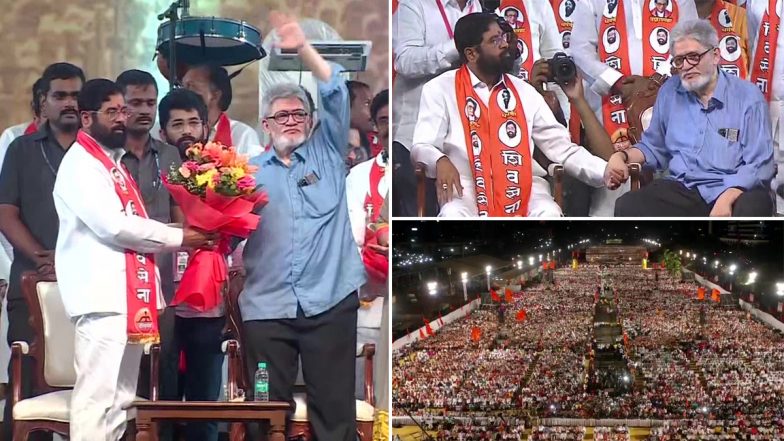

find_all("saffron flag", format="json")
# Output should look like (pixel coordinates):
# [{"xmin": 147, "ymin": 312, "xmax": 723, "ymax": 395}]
[
  {"xmin": 697, "ymin": 287, "xmax": 706, "ymax": 301},
  {"xmin": 505, "ymin": 287, "xmax": 513, "ymax": 303},
  {"xmin": 471, "ymin": 326, "xmax": 482, "ymax": 341},
  {"xmin": 491, "ymin": 289, "xmax": 501, "ymax": 302},
  {"xmin": 516, "ymin": 309, "xmax": 527, "ymax": 322}
]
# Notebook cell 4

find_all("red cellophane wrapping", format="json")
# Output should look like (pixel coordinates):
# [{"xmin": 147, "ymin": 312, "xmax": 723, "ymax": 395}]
[{"xmin": 164, "ymin": 178, "xmax": 268, "ymax": 311}]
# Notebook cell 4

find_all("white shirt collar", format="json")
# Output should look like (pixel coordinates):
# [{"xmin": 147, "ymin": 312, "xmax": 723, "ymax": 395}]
[{"xmin": 467, "ymin": 66, "xmax": 508, "ymax": 91}]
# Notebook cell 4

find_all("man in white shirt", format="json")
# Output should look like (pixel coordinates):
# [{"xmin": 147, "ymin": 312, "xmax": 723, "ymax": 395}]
[
  {"xmin": 346, "ymin": 89, "xmax": 388, "ymax": 402},
  {"xmin": 392, "ymin": 0, "xmax": 481, "ymax": 216},
  {"xmin": 182, "ymin": 64, "xmax": 263, "ymax": 159},
  {"xmin": 412, "ymin": 13, "xmax": 616, "ymax": 217},
  {"xmin": 746, "ymin": 0, "xmax": 783, "ymax": 213},
  {"xmin": 53, "ymin": 79, "xmax": 214, "ymax": 441},
  {"xmin": 571, "ymin": 0, "xmax": 699, "ymax": 215}
]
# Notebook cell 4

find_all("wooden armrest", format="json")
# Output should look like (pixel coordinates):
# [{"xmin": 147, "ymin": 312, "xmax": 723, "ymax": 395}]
[
  {"xmin": 11, "ymin": 342, "xmax": 29, "ymax": 412},
  {"xmin": 223, "ymin": 339, "xmax": 242, "ymax": 401},
  {"xmin": 148, "ymin": 343, "xmax": 160, "ymax": 401},
  {"xmin": 629, "ymin": 163, "xmax": 642, "ymax": 191},
  {"xmin": 361, "ymin": 343, "xmax": 375, "ymax": 406},
  {"xmin": 415, "ymin": 162, "xmax": 426, "ymax": 217}
]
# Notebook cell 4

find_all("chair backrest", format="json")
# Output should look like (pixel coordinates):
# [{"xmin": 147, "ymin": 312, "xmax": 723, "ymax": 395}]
[
  {"xmin": 625, "ymin": 73, "xmax": 666, "ymax": 144},
  {"xmin": 21, "ymin": 272, "xmax": 77, "ymax": 393},
  {"xmin": 225, "ymin": 269, "xmax": 249, "ymax": 390}
]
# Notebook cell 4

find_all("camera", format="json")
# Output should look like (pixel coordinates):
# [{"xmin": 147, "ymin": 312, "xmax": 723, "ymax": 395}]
[{"xmin": 547, "ymin": 52, "xmax": 577, "ymax": 85}]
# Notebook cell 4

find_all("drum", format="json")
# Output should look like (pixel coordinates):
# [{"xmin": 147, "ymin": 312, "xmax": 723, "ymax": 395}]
[{"xmin": 156, "ymin": 16, "xmax": 266, "ymax": 67}]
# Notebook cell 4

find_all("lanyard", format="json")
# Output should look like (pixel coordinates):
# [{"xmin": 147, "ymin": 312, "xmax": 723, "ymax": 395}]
[{"xmin": 435, "ymin": 0, "xmax": 475, "ymax": 39}]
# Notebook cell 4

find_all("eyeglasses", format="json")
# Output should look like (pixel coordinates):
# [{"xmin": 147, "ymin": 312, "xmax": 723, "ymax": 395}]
[
  {"xmin": 483, "ymin": 33, "xmax": 510, "ymax": 48},
  {"xmin": 95, "ymin": 107, "xmax": 130, "ymax": 121},
  {"xmin": 671, "ymin": 47, "xmax": 714, "ymax": 69},
  {"xmin": 266, "ymin": 110, "xmax": 309, "ymax": 125}
]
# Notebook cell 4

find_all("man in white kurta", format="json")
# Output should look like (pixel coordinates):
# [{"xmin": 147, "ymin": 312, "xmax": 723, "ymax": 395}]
[
  {"xmin": 53, "ymin": 79, "xmax": 212, "ymax": 441},
  {"xmin": 746, "ymin": 0, "xmax": 783, "ymax": 213},
  {"xmin": 411, "ymin": 14, "xmax": 609, "ymax": 218},
  {"xmin": 571, "ymin": 0, "xmax": 700, "ymax": 215}
]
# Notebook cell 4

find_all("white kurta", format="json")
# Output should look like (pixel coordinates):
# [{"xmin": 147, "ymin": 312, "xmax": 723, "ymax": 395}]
[
  {"xmin": 747, "ymin": 0, "xmax": 784, "ymax": 213},
  {"xmin": 53, "ymin": 139, "xmax": 184, "ymax": 441},
  {"xmin": 393, "ymin": 0, "xmax": 482, "ymax": 150},
  {"xmin": 411, "ymin": 67, "xmax": 607, "ymax": 217}
]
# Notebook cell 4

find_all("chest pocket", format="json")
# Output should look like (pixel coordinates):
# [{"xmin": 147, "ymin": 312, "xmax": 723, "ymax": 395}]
[
  {"xmin": 702, "ymin": 129, "xmax": 742, "ymax": 173},
  {"xmin": 299, "ymin": 168, "xmax": 341, "ymax": 218}
]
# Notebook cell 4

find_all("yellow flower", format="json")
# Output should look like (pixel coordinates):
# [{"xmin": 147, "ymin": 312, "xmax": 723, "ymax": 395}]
[
  {"xmin": 230, "ymin": 167, "xmax": 246, "ymax": 179},
  {"xmin": 195, "ymin": 169, "xmax": 218, "ymax": 188}
]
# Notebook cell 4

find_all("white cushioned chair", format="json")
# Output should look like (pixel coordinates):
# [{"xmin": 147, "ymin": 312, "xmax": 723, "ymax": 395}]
[{"xmin": 10, "ymin": 271, "xmax": 158, "ymax": 440}]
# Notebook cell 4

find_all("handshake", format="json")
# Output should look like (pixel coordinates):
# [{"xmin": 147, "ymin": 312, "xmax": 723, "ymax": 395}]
[
  {"xmin": 603, "ymin": 150, "xmax": 636, "ymax": 190},
  {"xmin": 181, "ymin": 226, "xmax": 220, "ymax": 250}
]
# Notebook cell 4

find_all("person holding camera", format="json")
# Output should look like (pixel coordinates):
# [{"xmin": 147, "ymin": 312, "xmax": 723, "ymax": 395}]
[{"xmin": 411, "ymin": 13, "xmax": 620, "ymax": 217}]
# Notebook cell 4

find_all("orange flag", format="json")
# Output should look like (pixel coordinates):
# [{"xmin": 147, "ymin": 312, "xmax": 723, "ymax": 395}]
[
  {"xmin": 419, "ymin": 328, "xmax": 426, "ymax": 339},
  {"xmin": 697, "ymin": 287, "xmax": 706, "ymax": 301},
  {"xmin": 423, "ymin": 317, "xmax": 433, "ymax": 336},
  {"xmin": 505, "ymin": 287, "xmax": 513, "ymax": 303},
  {"xmin": 516, "ymin": 309, "xmax": 527, "ymax": 322},
  {"xmin": 548, "ymin": 261, "xmax": 556, "ymax": 270},
  {"xmin": 471, "ymin": 326, "xmax": 482, "ymax": 341},
  {"xmin": 711, "ymin": 288, "xmax": 721, "ymax": 303},
  {"xmin": 490, "ymin": 289, "xmax": 501, "ymax": 302}
]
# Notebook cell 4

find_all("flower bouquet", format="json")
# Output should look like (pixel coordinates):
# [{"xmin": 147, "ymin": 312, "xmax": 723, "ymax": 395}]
[
  {"xmin": 163, "ymin": 141, "xmax": 268, "ymax": 311},
  {"xmin": 361, "ymin": 194, "xmax": 389, "ymax": 281}
]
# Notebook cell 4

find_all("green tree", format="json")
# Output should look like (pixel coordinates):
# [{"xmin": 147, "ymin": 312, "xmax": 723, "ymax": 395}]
[{"xmin": 662, "ymin": 249, "xmax": 682, "ymax": 277}]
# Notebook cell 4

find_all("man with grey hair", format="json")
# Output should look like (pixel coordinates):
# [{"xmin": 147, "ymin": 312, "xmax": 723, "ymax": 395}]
[
  {"xmin": 608, "ymin": 19, "xmax": 774, "ymax": 216},
  {"xmin": 240, "ymin": 11, "xmax": 366, "ymax": 440}
]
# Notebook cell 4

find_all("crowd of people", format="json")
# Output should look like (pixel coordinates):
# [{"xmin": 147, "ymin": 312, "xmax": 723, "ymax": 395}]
[{"xmin": 393, "ymin": 261, "xmax": 784, "ymax": 438}]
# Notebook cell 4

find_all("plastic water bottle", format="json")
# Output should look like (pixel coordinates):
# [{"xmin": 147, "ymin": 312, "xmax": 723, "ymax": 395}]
[{"xmin": 254, "ymin": 362, "xmax": 270, "ymax": 402}]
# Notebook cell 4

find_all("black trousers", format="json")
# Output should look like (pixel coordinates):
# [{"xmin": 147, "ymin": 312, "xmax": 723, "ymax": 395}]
[
  {"xmin": 392, "ymin": 142, "xmax": 438, "ymax": 216},
  {"xmin": 615, "ymin": 179, "xmax": 774, "ymax": 217},
  {"xmin": 4, "ymin": 297, "xmax": 52, "ymax": 441},
  {"xmin": 243, "ymin": 293, "xmax": 359, "ymax": 441}
]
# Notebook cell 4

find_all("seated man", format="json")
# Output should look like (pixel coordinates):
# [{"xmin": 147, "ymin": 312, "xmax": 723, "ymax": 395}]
[
  {"xmin": 411, "ymin": 12, "xmax": 616, "ymax": 217},
  {"xmin": 611, "ymin": 19, "xmax": 774, "ymax": 217}
]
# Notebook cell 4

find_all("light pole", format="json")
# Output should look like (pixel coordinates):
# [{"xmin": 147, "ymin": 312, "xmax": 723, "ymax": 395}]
[
  {"xmin": 461, "ymin": 272, "xmax": 468, "ymax": 302},
  {"xmin": 427, "ymin": 281, "xmax": 438, "ymax": 296},
  {"xmin": 485, "ymin": 265, "xmax": 492, "ymax": 291}
]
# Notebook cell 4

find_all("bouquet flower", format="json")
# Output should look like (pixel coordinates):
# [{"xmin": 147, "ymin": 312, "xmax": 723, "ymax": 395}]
[{"xmin": 163, "ymin": 141, "xmax": 268, "ymax": 311}]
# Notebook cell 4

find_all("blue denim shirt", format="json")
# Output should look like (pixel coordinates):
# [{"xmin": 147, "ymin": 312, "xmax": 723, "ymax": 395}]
[
  {"xmin": 240, "ymin": 65, "xmax": 367, "ymax": 320},
  {"xmin": 636, "ymin": 69, "xmax": 774, "ymax": 203}
]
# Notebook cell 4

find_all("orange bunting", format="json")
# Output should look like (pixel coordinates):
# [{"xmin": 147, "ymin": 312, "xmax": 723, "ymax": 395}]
[
  {"xmin": 491, "ymin": 289, "xmax": 501, "ymax": 302},
  {"xmin": 505, "ymin": 287, "xmax": 513, "ymax": 303},
  {"xmin": 516, "ymin": 309, "xmax": 527, "ymax": 322},
  {"xmin": 697, "ymin": 287, "xmax": 706, "ymax": 301},
  {"xmin": 711, "ymin": 288, "xmax": 721, "ymax": 303},
  {"xmin": 471, "ymin": 326, "xmax": 482, "ymax": 342}
]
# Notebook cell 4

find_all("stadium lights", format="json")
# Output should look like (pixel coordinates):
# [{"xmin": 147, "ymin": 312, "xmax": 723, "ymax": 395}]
[
  {"xmin": 776, "ymin": 282, "xmax": 784, "ymax": 297},
  {"xmin": 517, "ymin": 260, "xmax": 523, "ymax": 269},
  {"xmin": 529, "ymin": 256, "xmax": 535, "ymax": 265},
  {"xmin": 539, "ymin": 254, "xmax": 543, "ymax": 262},
  {"xmin": 686, "ymin": 253, "xmax": 691, "ymax": 258},
  {"xmin": 411, "ymin": 227, "xmax": 418, "ymax": 231},
  {"xmin": 714, "ymin": 260, "xmax": 720, "ymax": 268},
  {"xmin": 461, "ymin": 272, "xmax": 468, "ymax": 283},
  {"xmin": 427, "ymin": 281, "xmax": 438, "ymax": 295},
  {"xmin": 746, "ymin": 271, "xmax": 758, "ymax": 285},
  {"xmin": 486, "ymin": 265, "xmax": 492, "ymax": 274},
  {"xmin": 729, "ymin": 264, "xmax": 737, "ymax": 274}
]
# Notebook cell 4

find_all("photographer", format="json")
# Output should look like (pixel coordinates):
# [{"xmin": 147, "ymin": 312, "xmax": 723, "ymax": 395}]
[{"xmin": 530, "ymin": 53, "xmax": 614, "ymax": 161}]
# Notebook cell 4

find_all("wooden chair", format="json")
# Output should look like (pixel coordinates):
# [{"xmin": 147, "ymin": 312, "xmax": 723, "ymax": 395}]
[
  {"xmin": 625, "ymin": 73, "xmax": 665, "ymax": 192},
  {"xmin": 10, "ymin": 271, "xmax": 159, "ymax": 441},
  {"xmin": 224, "ymin": 270, "xmax": 376, "ymax": 441},
  {"xmin": 415, "ymin": 161, "xmax": 565, "ymax": 216}
]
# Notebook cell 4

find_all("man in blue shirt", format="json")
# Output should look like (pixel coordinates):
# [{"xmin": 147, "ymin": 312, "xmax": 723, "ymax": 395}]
[
  {"xmin": 241, "ymin": 12, "xmax": 366, "ymax": 440},
  {"xmin": 607, "ymin": 19, "xmax": 775, "ymax": 217}
]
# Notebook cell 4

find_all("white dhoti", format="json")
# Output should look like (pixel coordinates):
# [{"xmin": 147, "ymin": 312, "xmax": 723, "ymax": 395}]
[
  {"xmin": 438, "ymin": 176, "xmax": 561, "ymax": 217},
  {"xmin": 589, "ymin": 181, "xmax": 631, "ymax": 217},
  {"xmin": 71, "ymin": 313, "xmax": 143, "ymax": 441}
]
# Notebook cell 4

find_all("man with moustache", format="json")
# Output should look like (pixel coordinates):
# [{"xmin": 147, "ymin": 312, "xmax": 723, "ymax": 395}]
[
  {"xmin": 0, "ymin": 62, "xmax": 84, "ymax": 440},
  {"xmin": 53, "ymin": 78, "xmax": 214, "ymax": 441},
  {"xmin": 156, "ymin": 86, "xmax": 226, "ymax": 441},
  {"xmin": 726, "ymin": 36, "xmax": 738, "ymax": 54},
  {"xmin": 505, "ymin": 121, "xmax": 518, "ymax": 139},
  {"xmin": 657, "ymin": 29, "xmax": 670, "ymax": 46},
  {"xmin": 412, "ymin": 13, "xmax": 616, "ymax": 217},
  {"xmin": 242, "ymin": 12, "xmax": 366, "ymax": 440},
  {"xmin": 116, "ymin": 70, "xmax": 185, "ymax": 440},
  {"xmin": 610, "ymin": 19, "xmax": 774, "ymax": 216}
]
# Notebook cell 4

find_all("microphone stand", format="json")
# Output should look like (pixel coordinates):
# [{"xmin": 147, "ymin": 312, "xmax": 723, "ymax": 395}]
[{"xmin": 157, "ymin": 0, "xmax": 190, "ymax": 90}]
